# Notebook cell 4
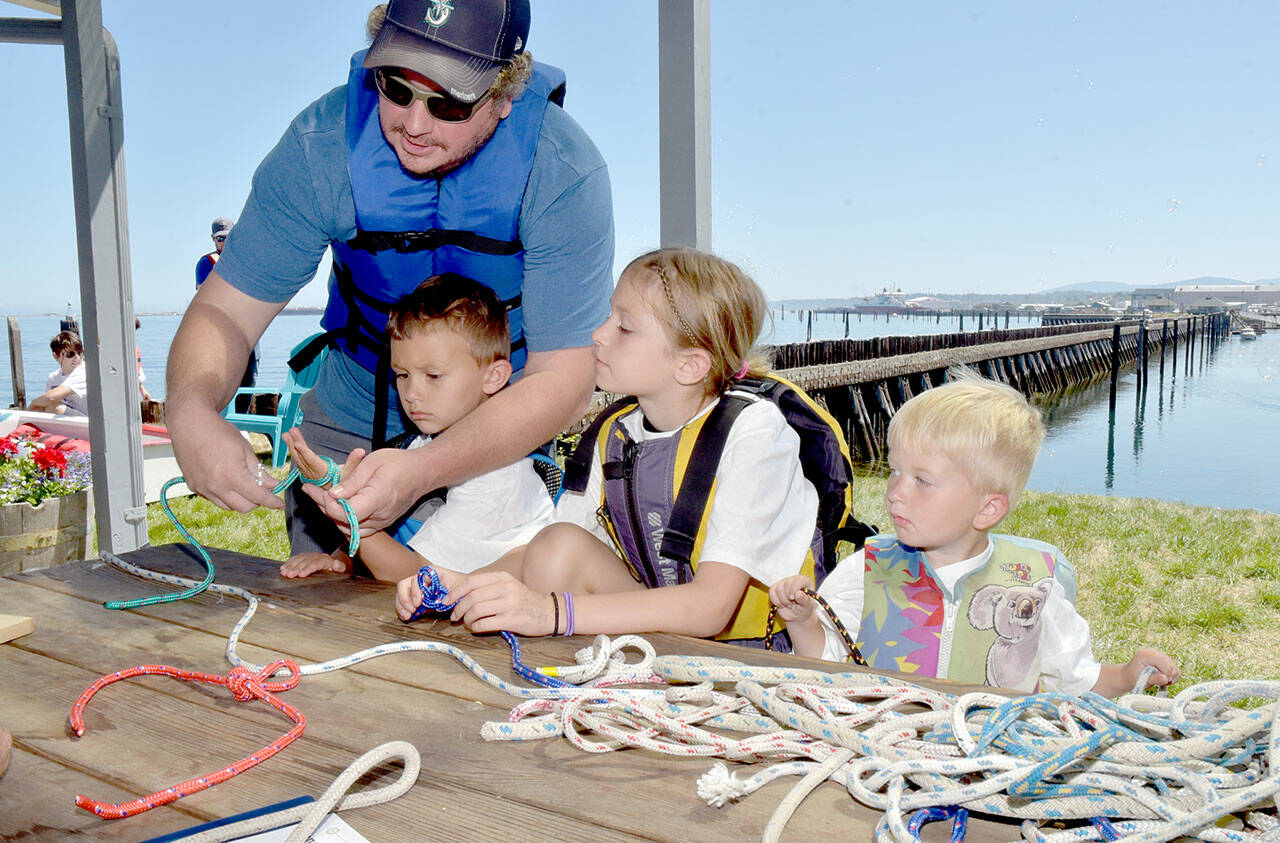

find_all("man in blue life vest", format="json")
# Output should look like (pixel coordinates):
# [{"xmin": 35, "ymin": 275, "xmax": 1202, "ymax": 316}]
[{"xmin": 166, "ymin": 0, "xmax": 613, "ymax": 560}]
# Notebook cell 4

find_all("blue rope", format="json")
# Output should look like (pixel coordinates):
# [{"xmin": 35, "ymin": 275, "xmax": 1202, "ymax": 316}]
[
  {"xmin": 906, "ymin": 805, "xmax": 968, "ymax": 841},
  {"xmin": 104, "ymin": 458, "xmax": 359, "ymax": 611},
  {"xmin": 1090, "ymin": 816, "xmax": 1122, "ymax": 841},
  {"xmin": 406, "ymin": 565, "xmax": 569, "ymax": 689}
]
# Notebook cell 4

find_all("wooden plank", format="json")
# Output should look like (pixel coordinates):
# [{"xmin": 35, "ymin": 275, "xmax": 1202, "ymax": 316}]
[{"xmin": 0, "ymin": 612, "xmax": 33, "ymax": 643}]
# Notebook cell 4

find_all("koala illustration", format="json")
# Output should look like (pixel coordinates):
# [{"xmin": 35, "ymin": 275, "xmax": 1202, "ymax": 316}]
[{"xmin": 967, "ymin": 577, "xmax": 1053, "ymax": 688}]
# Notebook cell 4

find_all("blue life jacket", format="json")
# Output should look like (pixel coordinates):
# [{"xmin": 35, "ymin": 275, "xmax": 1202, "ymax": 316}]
[{"xmin": 313, "ymin": 50, "xmax": 565, "ymax": 443}]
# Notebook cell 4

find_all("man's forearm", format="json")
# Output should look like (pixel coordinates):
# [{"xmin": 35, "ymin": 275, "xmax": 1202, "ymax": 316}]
[{"xmin": 166, "ymin": 275, "xmax": 284, "ymax": 420}]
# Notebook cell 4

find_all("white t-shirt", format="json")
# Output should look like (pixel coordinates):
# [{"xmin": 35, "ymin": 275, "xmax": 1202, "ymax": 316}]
[
  {"xmin": 553, "ymin": 398, "xmax": 819, "ymax": 588},
  {"xmin": 45, "ymin": 363, "xmax": 89, "ymax": 416},
  {"xmin": 402, "ymin": 435, "xmax": 554, "ymax": 573},
  {"xmin": 816, "ymin": 539, "xmax": 1102, "ymax": 694}
]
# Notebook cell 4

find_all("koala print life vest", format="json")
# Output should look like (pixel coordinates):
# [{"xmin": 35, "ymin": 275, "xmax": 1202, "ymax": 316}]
[{"xmin": 856, "ymin": 535, "xmax": 1075, "ymax": 692}]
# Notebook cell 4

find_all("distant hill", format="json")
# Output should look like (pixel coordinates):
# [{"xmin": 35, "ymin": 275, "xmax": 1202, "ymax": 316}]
[{"xmin": 772, "ymin": 275, "xmax": 1274, "ymax": 308}]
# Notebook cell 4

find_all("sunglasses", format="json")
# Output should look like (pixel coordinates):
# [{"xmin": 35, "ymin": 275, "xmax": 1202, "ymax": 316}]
[
  {"xmin": 213, "ymin": 235, "xmax": 227, "ymax": 243},
  {"xmin": 374, "ymin": 68, "xmax": 492, "ymax": 123},
  {"xmin": 59, "ymin": 350, "xmax": 82, "ymax": 359}
]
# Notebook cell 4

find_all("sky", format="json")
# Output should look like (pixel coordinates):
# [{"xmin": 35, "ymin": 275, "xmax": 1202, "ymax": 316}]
[{"xmin": 1, "ymin": 0, "xmax": 1277, "ymax": 314}]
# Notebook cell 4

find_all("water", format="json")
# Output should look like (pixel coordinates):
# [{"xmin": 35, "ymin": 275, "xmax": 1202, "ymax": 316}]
[
  {"xmin": 3, "ymin": 308, "xmax": 1275, "ymax": 514},
  {"xmin": 1031, "ymin": 331, "xmax": 1279, "ymax": 514}
]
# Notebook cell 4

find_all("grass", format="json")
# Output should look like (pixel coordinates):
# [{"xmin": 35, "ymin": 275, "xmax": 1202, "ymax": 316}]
[{"xmin": 141, "ymin": 453, "xmax": 1280, "ymax": 690}]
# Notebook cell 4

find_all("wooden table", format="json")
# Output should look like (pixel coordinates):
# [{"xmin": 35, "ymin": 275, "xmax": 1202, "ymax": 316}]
[{"xmin": 0, "ymin": 546, "xmax": 1022, "ymax": 841}]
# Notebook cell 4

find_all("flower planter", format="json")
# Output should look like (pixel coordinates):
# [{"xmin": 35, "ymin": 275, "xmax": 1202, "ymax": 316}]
[{"xmin": 0, "ymin": 488, "xmax": 93, "ymax": 576}]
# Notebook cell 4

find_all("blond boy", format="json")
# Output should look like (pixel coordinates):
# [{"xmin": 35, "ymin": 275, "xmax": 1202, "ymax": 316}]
[
  {"xmin": 281, "ymin": 274, "xmax": 553, "ymax": 582},
  {"xmin": 770, "ymin": 369, "xmax": 1179, "ymax": 697}
]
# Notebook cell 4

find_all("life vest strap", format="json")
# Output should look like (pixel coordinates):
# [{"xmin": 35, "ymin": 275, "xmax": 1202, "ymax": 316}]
[
  {"xmin": 563, "ymin": 397, "xmax": 636, "ymax": 494},
  {"xmin": 345, "ymin": 228, "xmax": 522, "ymax": 257},
  {"xmin": 659, "ymin": 391, "xmax": 750, "ymax": 567}
]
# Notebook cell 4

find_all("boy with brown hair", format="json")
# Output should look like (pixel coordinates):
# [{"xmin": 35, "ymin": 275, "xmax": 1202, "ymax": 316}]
[{"xmin": 282, "ymin": 273, "xmax": 553, "ymax": 581}]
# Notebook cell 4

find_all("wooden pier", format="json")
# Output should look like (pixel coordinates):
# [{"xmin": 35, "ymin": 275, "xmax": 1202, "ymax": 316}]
[{"xmin": 769, "ymin": 314, "xmax": 1228, "ymax": 462}]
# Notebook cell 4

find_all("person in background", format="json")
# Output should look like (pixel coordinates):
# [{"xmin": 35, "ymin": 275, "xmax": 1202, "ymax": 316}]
[
  {"xmin": 195, "ymin": 216, "xmax": 258, "ymax": 411},
  {"xmin": 281, "ymin": 274, "xmax": 553, "ymax": 581},
  {"xmin": 135, "ymin": 317, "xmax": 152, "ymax": 404},
  {"xmin": 28, "ymin": 331, "xmax": 89, "ymax": 416},
  {"xmin": 768, "ymin": 369, "xmax": 1179, "ymax": 698},
  {"xmin": 166, "ymin": 0, "xmax": 612, "ymax": 565},
  {"xmin": 195, "ymin": 216, "xmax": 233, "ymax": 289}
]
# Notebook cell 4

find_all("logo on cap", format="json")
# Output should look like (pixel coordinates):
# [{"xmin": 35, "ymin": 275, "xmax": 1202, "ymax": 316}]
[{"xmin": 424, "ymin": 0, "xmax": 453, "ymax": 27}]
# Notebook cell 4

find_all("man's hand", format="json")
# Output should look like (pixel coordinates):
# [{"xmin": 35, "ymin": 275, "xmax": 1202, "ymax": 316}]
[
  {"xmin": 166, "ymin": 274, "xmax": 286, "ymax": 512},
  {"xmin": 171, "ymin": 412, "xmax": 283, "ymax": 512},
  {"xmin": 302, "ymin": 447, "xmax": 430, "ymax": 535}
]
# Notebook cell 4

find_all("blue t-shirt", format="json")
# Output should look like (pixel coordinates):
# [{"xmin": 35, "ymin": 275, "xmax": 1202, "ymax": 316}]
[{"xmin": 215, "ymin": 80, "xmax": 614, "ymax": 437}]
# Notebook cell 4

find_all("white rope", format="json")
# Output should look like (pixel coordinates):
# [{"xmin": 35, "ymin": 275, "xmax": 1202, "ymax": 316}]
[
  {"xmin": 98, "ymin": 553, "xmax": 1280, "ymax": 840},
  {"xmin": 482, "ymin": 649, "xmax": 1280, "ymax": 842},
  {"xmin": 179, "ymin": 740, "xmax": 420, "ymax": 843}
]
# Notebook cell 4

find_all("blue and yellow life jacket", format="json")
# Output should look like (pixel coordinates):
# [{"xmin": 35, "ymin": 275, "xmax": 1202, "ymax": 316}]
[
  {"xmin": 302, "ymin": 50, "xmax": 566, "ymax": 444},
  {"xmin": 563, "ymin": 375, "xmax": 876, "ymax": 651}
]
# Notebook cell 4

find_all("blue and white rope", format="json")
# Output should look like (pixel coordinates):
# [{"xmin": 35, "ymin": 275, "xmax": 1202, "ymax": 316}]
[
  {"xmin": 98, "ymin": 552, "xmax": 663, "ymax": 702},
  {"xmin": 103, "ymin": 466, "xmax": 357, "ymax": 610}
]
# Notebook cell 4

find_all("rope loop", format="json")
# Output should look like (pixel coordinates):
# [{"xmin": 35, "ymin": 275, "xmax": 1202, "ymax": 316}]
[{"xmin": 69, "ymin": 659, "xmax": 307, "ymax": 819}]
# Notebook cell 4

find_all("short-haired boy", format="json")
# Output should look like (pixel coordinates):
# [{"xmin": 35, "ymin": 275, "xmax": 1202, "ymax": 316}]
[
  {"xmin": 281, "ymin": 274, "xmax": 554, "ymax": 582},
  {"xmin": 769, "ymin": 369, "xmax": 1179, "ymax": 697},
  {"xmin": 28, "ymin": 331, "xmax": 89, "ymax": 416}
]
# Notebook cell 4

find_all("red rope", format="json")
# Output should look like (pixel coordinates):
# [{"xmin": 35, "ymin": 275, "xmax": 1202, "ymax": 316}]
[{"xmin": 68, "ymin": 660, "xmax": 306, "ymax": 819}]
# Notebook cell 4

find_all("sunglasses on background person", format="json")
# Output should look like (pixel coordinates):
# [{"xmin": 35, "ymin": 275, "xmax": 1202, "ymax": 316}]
[
  {"xmin": 374, "ymin": 68, "xmax": 493, "ymax": 123},
  {"xmin": 213, "ymin": 235, "xmax": 227, "ymax": 243}
]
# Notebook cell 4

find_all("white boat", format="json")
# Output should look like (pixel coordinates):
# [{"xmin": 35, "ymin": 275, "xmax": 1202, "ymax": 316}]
[
  {"xmin": 1240, "ymin": 326, "xmax": 1258, "ymax": 340},
  {"xmin": 0, "ymin": 409, "xmax": 190, "ymax": 503}
]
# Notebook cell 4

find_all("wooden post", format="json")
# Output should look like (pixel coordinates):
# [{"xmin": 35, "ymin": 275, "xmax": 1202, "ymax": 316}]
[
  {"xmin": 806, "ymin": 309, "xmax": 813, "ymax": 342},
  {"xmin": 1139, "ymin": 320, "xmax": 1149, "ymax": 389},
  {"xmin": 1108, "ymin": 322, "xmax": 1121, "ymax": 411},
  {"xmin": 6, "ymin": 317, "xmax": 25, "ymax": 409}
]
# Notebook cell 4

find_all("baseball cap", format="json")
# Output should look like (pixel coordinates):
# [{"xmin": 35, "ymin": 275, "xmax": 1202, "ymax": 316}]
[
  {"xmin": 364, "ymin": 0, "xmax": 530, "ymax": 104},
  {"xmin": 211, "ymin": 217, "xmax": 234, "ymax": 238}
]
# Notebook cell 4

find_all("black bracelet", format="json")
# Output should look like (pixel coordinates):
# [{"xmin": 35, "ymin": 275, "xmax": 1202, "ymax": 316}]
[{"xmin": 550, "ymin": 591, "xmax": 560, "ymax": 636}]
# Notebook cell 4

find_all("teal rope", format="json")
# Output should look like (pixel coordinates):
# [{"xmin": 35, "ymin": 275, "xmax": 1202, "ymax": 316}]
[
  {"xmin": 103, "ymin": 476, "xmax": 215, "ymax": 610},
  {"xmin": 276, "ymin": 456, "xmax": 360, "ymax": 559},
  {"xmin": 103, "ymin": 458, "xmax": 359, "ymax": 611}
]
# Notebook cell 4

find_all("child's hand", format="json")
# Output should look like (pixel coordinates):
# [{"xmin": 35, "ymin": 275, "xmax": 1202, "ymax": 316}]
[
  {"xmin": 1125, "ymin": 647, "xmax": 1181, "ymax": 691},
  {"xmin": 283, "ymin": 427, "xmax": 338, "ymax": 487},
  {"xmin": 395, "ymin": 574, "xmax": 425, "ymax": 621},
  {"xmin": 769, "ymin": 574, "xmax": 818, "ymax": 624},
  {"xmin": 279, "ymin": 551, "xmax": 352, "ymax": 579}
]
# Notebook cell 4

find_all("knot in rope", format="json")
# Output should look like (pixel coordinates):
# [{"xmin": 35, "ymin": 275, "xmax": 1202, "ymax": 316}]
[
  {"xmin": 226, "ymin": 666, "xmax": 265, "ymax": 701},
  {"xmin": 277, "ymin": 458, "xmax": 359, "ymax": 558},
  {"xmin": 408, "ymin": 565, "xmax": 456, "ymax": 620},
  {"xmin": 69, "ymin": 659, "xmax": 307, "ymax": 819},
  {"xmin": 223, "ymin": 660, "xmax": 299, "ymax": 701}
]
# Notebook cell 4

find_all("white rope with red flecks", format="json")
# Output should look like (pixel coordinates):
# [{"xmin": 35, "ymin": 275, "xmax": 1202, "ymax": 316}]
[{"xmin": 481, "ymin": 649, "xmax": 1280, "ymax": 842}]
